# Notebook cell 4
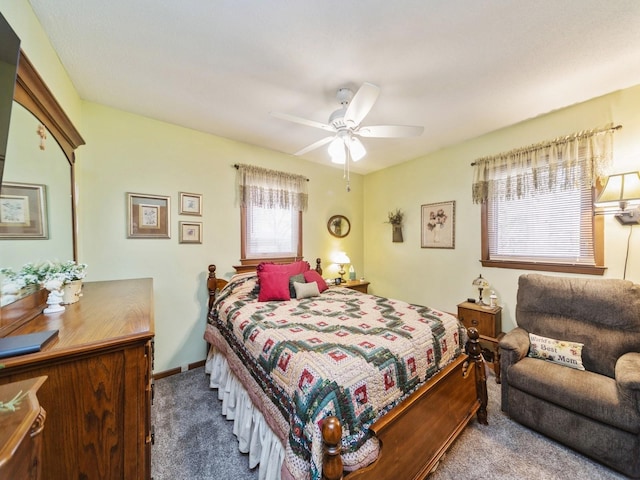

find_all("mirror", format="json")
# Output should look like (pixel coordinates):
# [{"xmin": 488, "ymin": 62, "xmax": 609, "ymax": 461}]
[
  {"xmin": 0, "ymin": 52, "xmax": 84, "ymax": 310},
  {"xmin": 327, "ymin": 215, "xmax": 351, "ymax": 238},
  {"xmin": 0, "ymin": 103, "xmax": 73, "ymax": 269}
]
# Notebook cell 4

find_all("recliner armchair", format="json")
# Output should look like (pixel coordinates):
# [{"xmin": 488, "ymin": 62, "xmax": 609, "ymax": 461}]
[{"xmin": 500, "ymin": 273, "xmax": 640, "ymax": 478}]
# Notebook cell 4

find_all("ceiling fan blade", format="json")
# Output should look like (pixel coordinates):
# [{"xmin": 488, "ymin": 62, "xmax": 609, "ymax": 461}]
[
  {"xmin": 357, "ymin": 124, "xmax": 424, "ymax": 138},
  {"xmin": 270, "ymin": 111, "xmax": 335, "ymax": 133},
  {"xmin": 343, "ymin": 83, "xmax": 380, "ymax": 128},
  {"xmin": 294, "ymin": 136, "xmax": 334, "ymax": 156}
]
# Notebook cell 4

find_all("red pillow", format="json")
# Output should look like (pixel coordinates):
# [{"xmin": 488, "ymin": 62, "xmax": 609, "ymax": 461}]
[
  {"xmin": 258, "ymin": 270, "xmax": 291, "ymax": 301},
  {"xmin": 258, "ymin": 260, "xmax": 310, "ymax": 277},
  {"xmin": 303, "ymin": 270, "xmax": 328, "ymax": 293}
]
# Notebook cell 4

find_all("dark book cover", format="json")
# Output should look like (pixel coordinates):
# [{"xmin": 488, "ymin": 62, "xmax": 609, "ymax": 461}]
[{"xmin": 0, "ymin": 330, "xmax": 59, "ymax": 359}]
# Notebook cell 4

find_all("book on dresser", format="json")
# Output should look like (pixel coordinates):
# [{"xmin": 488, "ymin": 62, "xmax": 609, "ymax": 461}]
[{"xmin": 0, "ymin": 330, "xmax": 59, "ymax": 359}]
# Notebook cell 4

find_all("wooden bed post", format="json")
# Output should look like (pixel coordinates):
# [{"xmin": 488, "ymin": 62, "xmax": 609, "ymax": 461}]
[
  {"xmin": 467, "ymin": 327, "xmax": 488, "ymax": 425},
  {"xmin": 207, "ymin": 264, "xmax": 218, "ymax": 312},
  {"xmin": 321, "ymin": 416, "xmax": 343, "ymax": 480},
  {"xmin": 315, "ymin": 258, "xmax": 323, "ymax": 275}
]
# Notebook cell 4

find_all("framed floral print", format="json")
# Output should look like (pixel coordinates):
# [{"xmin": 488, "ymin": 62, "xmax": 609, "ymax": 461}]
[
  {"xmin": 127, "ymin": 193, "xmax": 170, "ymax": 238},
  {"xmin": 421, "ymin": 200, "xmax": 455, "ymax": 249},
  {"xmin": 0, "ymin": 182, "xmax": 48, "ymax": 239},
  {"xmin": 179, "ymin": 221, "xmax": 202, "ymax": 244},
  {"xmin": 179, "ymin": 192, "xmax": 202, "ymax": 216}
]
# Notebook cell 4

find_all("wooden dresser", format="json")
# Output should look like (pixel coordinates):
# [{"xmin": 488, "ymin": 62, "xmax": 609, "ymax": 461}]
[
  {"xmin": 0, "ymin": 279, "xmax": 155, "ymax": 480},
  {"xmin": 0, "ymin": 376, "xmax": 47, "ymax": 479}
]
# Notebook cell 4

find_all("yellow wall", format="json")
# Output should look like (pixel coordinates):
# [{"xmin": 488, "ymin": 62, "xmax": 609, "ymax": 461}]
[
  {"xmin": 364, "ymin": 85, "xmax": 640, "ymax": 332},
  {"xmin": 77, "ymin": 102, "xmax": 364, "ymax": 371}
]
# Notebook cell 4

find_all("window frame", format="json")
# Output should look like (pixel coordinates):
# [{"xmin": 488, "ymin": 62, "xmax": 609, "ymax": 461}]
[
  {"xmin": 480, "ymin": 185, "xmax": 606, "ymax": 275},
  {"xmin": 239, "ymin": 206, "xmax": 303, "ymax": 269}
]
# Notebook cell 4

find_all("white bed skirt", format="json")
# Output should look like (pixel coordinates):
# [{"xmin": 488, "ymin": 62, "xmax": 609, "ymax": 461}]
[{"xmin": 206, "ymin": 347, "xmax": 285, "ymax": 480}]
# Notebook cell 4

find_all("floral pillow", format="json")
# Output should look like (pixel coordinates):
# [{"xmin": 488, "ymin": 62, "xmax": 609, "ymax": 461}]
[{"xmin": 528, "ymin": 332, "xmax": 585, "ymax": 370}]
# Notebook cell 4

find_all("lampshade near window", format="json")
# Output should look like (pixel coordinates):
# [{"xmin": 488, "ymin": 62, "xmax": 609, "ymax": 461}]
[{"xmin": 595, "ymin": 171, "xmax": 640, "ymax": 225}]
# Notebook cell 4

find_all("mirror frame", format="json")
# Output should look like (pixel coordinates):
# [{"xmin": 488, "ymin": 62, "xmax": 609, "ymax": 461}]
[
  {"xmin": 327, "ymin": 214, "xmax": 351, "ymax": 238},
  {"xmin": 0, "ymin": 51, "xmax": 85, "ymax": 336}
]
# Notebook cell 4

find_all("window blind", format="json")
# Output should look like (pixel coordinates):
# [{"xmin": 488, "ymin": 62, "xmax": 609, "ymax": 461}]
[{"xmin": 487, "ymin": 163, "xmax": 595, "ymax": 264}]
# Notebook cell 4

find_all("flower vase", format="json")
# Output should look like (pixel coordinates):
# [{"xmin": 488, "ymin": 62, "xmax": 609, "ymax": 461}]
[
  {"xmin": 62, "ymin": 280, "xmax": 83, "ymax": 304},
  {"xmin": 392, "ymin": 224, "xmax": 403, "ymax": 243}
]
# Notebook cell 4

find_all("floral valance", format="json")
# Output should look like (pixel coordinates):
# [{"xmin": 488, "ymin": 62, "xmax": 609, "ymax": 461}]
[
  {"xmin": 236, "ymin": 163, "xmax": 308, "ymax": 211},
  {"xmin": 471, "ymin": 125, "xmax": 619, "ymax": 204}
]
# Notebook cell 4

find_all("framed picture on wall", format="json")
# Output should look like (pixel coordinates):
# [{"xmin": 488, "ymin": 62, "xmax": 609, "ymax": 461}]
[
  {"xmin": 0, "ymin": 182, "xmax": 48, "ymax": 239},
  {"xmin": 179, "ymin": 192, "xmax": 202, "ymax": 216},
  {"xmin": 179, "ymin": 221, "xmax": 202, "ymax": 244},
  {"xmin": 421, "ymin": 200, "xmax": 455, "ymax": 249},
  {"xmin": 127, "ymin": 192, "xmax": 170, "ymax": 238}
]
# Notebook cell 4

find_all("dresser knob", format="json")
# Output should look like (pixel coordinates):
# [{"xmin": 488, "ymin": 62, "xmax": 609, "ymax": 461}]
[{"xmin": 471, "ymin": 319, "xmax": 479, "ymax": 326}]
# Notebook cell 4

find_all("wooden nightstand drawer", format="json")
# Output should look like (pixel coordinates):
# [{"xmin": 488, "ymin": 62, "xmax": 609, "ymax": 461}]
[{"xmin": 457, "ymin": 302, "xmax": 501, "ymax": 338}]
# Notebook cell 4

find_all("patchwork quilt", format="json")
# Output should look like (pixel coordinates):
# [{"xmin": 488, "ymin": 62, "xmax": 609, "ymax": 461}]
[{"xmin": 207, "ymin": 273, "xmax": 466, "ymax": 480}]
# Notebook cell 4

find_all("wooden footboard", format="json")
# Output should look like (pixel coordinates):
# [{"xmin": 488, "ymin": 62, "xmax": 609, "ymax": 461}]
[{"xmin": 322, "ymin": 328, "xmax": 488, "ymax": 480}]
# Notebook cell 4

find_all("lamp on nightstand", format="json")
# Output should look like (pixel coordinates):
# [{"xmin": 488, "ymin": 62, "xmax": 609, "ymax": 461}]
[
  {"xmin": 472, "ymin": 274, "xmax": 490, "ymax": 305},
  {"xmin": 332, "ymin": 251, "xmax": 351, "ymax": 283}
]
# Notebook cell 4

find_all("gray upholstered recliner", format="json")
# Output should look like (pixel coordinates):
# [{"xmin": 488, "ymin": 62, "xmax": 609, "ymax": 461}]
[{"xmin": 500, "ymin": 273, "xmax": 640, "ymax": 478}]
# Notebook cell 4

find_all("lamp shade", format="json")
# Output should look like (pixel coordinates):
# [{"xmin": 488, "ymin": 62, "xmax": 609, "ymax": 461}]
[
  {"xmin": 595, "ymin": 171, "xmax": 640, "ymax": 209},
  {"xmin": 349, "ymin": 136, "xmax": 366, "ymax": 162},
  {"xmin": 472, "ymin": 274, "xmax": 489, "ymax": 289},
  {"xmin": 329, "ymin": 137, "xmax": 346, "ymax": 164},
  {"xmin": 332, "ymin": 251, "xmax": 350, "ymax": 265}
]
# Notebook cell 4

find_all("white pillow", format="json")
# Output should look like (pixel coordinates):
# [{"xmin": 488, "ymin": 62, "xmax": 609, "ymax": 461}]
[
  {"xmin": 293, "ymin": 281, "xmax": 320, "ymax": 299},
  {"xmin": 528, "ymin": 332, "xmax": 585, "ymax": 370}
]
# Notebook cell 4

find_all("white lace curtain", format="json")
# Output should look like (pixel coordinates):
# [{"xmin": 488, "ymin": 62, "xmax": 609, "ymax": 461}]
[
  {"xmin": 471, "ymin": 125, "xmax": 618, "ymax": 204},
  {"xmin": 236, "ymin": 163, "xmax": 308, "ymax": 211}
]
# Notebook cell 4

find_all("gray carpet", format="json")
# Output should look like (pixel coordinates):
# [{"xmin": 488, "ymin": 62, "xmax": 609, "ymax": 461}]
[{"xmin": 152, "ymin": 367, "xmax": 626, "ymax": 479}]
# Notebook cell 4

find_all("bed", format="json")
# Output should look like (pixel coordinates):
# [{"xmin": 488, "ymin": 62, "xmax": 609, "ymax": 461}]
[{"xmin": 204, "ymin": 259, "xmax": 487, "ymax": 480}]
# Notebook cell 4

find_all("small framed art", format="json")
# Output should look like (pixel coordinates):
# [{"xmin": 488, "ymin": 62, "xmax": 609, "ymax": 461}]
[
  {"xmin": 179, "ymin": 221, "xmax": 202, "ymax": 244},
  {"xmin": 179, "ymin": 192, "xmax": 202, "ymax": 216},
  {"xmin": 127, "ymin": 193, "xmax": 171, "ymax": 238},
  {"xmin": 421, "ymin": 200, "xmax": 455, "ymax": 249},
  {"xmin": 0, "ymin": 182, "xmax": 48, "ymax": 239}
]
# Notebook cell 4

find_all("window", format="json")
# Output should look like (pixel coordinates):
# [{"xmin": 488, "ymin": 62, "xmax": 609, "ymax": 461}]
[
  {"xmin": 244, "ymin": 205, "xmax": 301, "ymax": 259},
  {"xmin": 473, "ymin": 126, "xmax": 618, "ymax": 275},
  {"xmin": 236, "ymin": 164, "xmax": 307, "ymax": 265}
]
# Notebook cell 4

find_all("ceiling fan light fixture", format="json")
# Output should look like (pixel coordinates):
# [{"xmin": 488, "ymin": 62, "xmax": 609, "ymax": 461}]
[
  {"xmin": 328, "ymin": 137, "xmax": 346, "ymax": 164},
  {"xmin": 349, "ymin": 136, "xmax": 366, "ymax": 162}
]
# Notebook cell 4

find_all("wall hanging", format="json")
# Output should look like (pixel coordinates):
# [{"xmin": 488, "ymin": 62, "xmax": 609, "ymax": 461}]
[{"xmin": 421, "ymin": 201, "xmax": 455, "ymax": 248}]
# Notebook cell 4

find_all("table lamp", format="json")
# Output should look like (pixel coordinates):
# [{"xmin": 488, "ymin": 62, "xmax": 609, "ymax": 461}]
[
  {"xmin": 472, "ymin": 274, "xmax": 490, "ymax": 305},
  {"xmin": 332, "ymin": 251, "xmax": 351, "ymax": 282}
]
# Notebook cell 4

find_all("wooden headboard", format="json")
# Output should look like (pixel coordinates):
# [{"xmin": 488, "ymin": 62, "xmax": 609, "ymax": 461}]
[{"xmin": 207, "ymin": 258, "xmax": 323, "ymax": 311}]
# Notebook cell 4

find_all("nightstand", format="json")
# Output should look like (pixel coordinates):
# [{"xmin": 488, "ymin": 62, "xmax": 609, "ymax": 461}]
[
  {"xmin": 341, "ymin": 280, "xmax": 370, "ymax": 293},
  {"xmin": 457, "ymin": 301, "xmax": 504, "ymax": 383}
]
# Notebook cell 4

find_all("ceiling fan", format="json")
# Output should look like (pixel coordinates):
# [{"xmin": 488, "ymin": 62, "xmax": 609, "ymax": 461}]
[{"xmin": 271, "ymin": 83, "xmax": 424, "ymax": 164}]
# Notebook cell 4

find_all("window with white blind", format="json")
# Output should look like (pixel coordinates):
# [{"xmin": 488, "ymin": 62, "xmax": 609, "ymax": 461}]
[
  {"xmin": 236, "ymin": 164, "xmax": 307, "ymax": 264},
  {"xmin": 244, "ymin": 205, "xmax": 300, "ymax": 259},
  {"xmin": 473, "ymin": 126, "xmax": 616, "ymax": 275},
  {"xmin": 486, "ymin": 163, "xmax": 596, "ymax": 266}
]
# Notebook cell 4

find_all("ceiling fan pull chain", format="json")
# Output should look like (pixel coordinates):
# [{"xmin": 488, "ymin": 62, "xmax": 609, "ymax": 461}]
[{"xmin": 345, "ymin": 148, "xmax": 351, "ymax": 192}]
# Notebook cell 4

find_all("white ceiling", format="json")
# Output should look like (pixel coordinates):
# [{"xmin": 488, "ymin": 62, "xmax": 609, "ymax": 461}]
[{"xmin": 28, "ymin": 0, "xmax": 640, "ymax": 174}]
